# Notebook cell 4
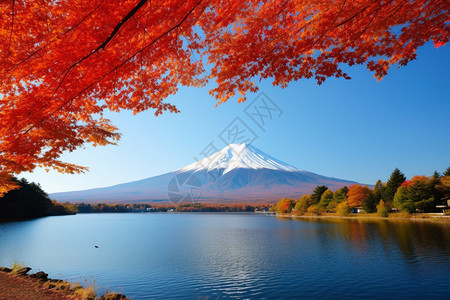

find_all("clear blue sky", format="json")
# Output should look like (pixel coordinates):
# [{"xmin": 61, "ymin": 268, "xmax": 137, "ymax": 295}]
[{"xmin": 22, "ymin": 43, "xmax": 450, "ymax": 193}]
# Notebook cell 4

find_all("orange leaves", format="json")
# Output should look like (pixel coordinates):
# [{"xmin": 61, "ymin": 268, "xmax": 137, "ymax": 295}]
[
  {"xmin": 206, "ymin": 0, "xmax": 449, "ymax": 101},
  {"xmin": 347, "ymin": 184, "xmax": 371, "ymax": 208},
  {"xmin": 0, "ymin": 0, "xmax": 448, "ymax": 193},
  {"xmin": 401, "ymin": 175, "xmax": 431, "ymax": 187}
]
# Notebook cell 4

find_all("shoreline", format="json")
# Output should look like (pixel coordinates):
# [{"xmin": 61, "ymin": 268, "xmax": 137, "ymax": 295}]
[
  {"xmin": 274, "ymin": 213, "xmax": 450, "ymax": 222},
  {"xmin": 0, "ymin": 265, "xmax": 129, "ymax": 300}
]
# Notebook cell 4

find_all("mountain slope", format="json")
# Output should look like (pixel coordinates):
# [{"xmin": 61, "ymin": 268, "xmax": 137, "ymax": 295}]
[{"xmin": 51, "ymin": 143, "xmax": 359, "ymax": 203}]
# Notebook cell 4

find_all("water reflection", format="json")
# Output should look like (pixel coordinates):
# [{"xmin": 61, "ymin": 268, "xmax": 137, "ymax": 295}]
[{"xmin": 288, "ymin": 217, "xmax": 450, "ymax": 267}]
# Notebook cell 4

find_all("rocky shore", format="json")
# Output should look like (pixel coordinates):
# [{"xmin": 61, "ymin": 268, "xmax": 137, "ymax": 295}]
[{"xmin": 0, "ymin": 266, "xmax": 130, "ymax": 300}]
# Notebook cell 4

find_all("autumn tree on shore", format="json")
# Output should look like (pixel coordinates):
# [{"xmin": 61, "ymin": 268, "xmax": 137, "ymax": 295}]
[
  {"xmin": 1, "ymin": 0, "xmax": 448, "ymax": 193},
  {"xmin": 347, "ymin": 184, "xmax": 372, "ymax": 208},
  {"xmin": 394, "ymin": 175, "xmax": 438, "ymax": 213},
  {"xmin": 275, "ymin": 198, "xmax": 295, "ymax": 214},
  {"xmin": 294, "ymin": 195, "xmax": 311, "ymax": 216}
]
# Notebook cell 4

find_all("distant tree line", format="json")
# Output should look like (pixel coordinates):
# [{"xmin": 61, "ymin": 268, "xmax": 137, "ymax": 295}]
[
  {"xmin": 0, "ymin": 178, "xmax": 74, "ymax": 221},
  {"xmin": 174, "ymin": 203, "xmax": 267, "ymax": 212},
  {"xmin": 274, "ymin": 167, "xmax": 450, "ymax": 217},
  {"xmin": 71, "ymin": 202, "xmax": 270, "ymax": 213},
  {"xmin": 0, "ymin": 177, "xmax": 271, "ymax": 220}
]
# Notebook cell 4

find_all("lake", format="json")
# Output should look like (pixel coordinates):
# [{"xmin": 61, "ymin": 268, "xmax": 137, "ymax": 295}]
[{"xmin": 1, "ymin": 213, "xmax": 450, "ymax": 299}]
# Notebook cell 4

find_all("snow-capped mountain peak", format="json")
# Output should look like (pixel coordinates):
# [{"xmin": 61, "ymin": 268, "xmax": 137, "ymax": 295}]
[
  {"xmin": 179, "ymin": 143, "xmax": 301, "ymax": 174},
  {"xmin": 51, "ymin": 142, "xmax": 359, "ymax": 203}
]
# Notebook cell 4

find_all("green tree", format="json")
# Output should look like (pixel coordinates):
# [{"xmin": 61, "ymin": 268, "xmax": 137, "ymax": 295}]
[
  {"xmin": 430, "ymin": 173, "xmax": 444, "ymax": 207},
  {"xmin": 0, "ymin": 177, "xmax": 53, "ymax": 220},
  {"xmin": 433, "ymin": 171, "xmax": 441, "ymax": 179},
  {"xmin": 319, "ymin": 189, "xmax": 334, "ymax": 209},
  {"xmin": 407, "ymin": 176, "xmax": 436, "ymax": 212},
  {"xmin": 444, "ymin": 167, "xmax": 450, "ymax": 177},
  {"xmin": 393, "ymin": 186, "xmax": 415, "ymax": 213},
  {"xmin": 393, "ymin": 176, "xmax": 436, "ymax": 213},
  {"xmin": 333, "ymin": 186, "xmax": 348, "ymax": 203},
  {"xmin": 362, "ymin": 190, "xmax": 377, "ymax": 213},
  {"xmin": 383, "ymin": 168, "xmax": 406, "ymax": 203},
  {"xmin": 310, "ymin": 186, "xmax": 328, "ymax": 205},
  {"xmin": 374, "ymin": 180, "xmax": 384, "ymax": 201}
]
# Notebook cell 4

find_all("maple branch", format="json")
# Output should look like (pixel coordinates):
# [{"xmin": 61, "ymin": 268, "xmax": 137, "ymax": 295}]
[
  {"xmin": 378, "ymin": 0, "xmax": 408, "ymax": 25},
  {"xmin": 59, "ymin": 0, "xmax": 205, "ymax": 110},
  {"xmin": 97, "ymin": 0, "xmax": 149, "ymax": 51},
  {"xmin": 11, "ymin": 0, "xmax": 151, "ymax": 136},
  {"xmin": 47, "ymin": 0, "xmax": 151, "ymax": 93},
  {"xmin": 14, "ymin": 0, "xmax": 204, "ymax": 143},
  {"xmin": 336, "ymin": 5, "xmax": 369, "ymax": 27},
  {"xmin": 312, "ymin": 0, "xmax": 347, "ymax": 46}
]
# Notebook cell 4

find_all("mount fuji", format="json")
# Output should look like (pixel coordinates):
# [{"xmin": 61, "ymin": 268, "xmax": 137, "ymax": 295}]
[{"xmin": 51, "ymin": 143, "xmax": 359, "ymax": 203}]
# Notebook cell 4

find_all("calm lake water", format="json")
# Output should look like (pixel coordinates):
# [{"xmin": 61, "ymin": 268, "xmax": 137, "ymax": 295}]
[{"xmin": 1, "ymin": 213, "xmax": 450, "ymax": 299}]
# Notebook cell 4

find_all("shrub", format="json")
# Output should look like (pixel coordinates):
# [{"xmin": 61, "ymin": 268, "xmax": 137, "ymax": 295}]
[
  {"xmin": 336, "ymin": 201, "xmax": 350, "ymax": 216},
  {"xmin": 376, "ymin": 200, "xmax": 389, "ymax": 217},
  {"xmin": 306, "ymin": 205, "xmax": 321, "ymax": 215}
]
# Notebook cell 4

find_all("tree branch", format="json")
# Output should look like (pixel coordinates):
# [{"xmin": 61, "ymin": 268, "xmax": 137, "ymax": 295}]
[
  {"xmin": 97, "ymin": 0, "xmax": 149, "ymax": 51},
  {"xmin": 14, "ymin": 0, "xmax": 204, "ymax": 143},
  {"xmin": 336, "ymin": 5, "xmax": 369, "ymax": 27}
]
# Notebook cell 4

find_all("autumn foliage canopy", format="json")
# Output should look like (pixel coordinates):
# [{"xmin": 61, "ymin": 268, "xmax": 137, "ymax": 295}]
[{"xmin": 0, "ymin": 0, "xmax": 448, "ymax": 193}]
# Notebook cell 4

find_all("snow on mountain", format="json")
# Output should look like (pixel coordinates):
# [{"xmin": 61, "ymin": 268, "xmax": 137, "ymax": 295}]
[
  {"xmin": 51, "ymin": 143, "xmax": 361, "ymax": 203},
  {"xmin": 179, "ymin": 143, "xmax": 300, "ymax": 174}
]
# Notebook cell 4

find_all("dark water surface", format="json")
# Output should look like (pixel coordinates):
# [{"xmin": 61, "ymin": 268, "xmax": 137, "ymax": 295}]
[{"xmin": 1, "ymin": 213, "xmax": 449, "ymax": 299}]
